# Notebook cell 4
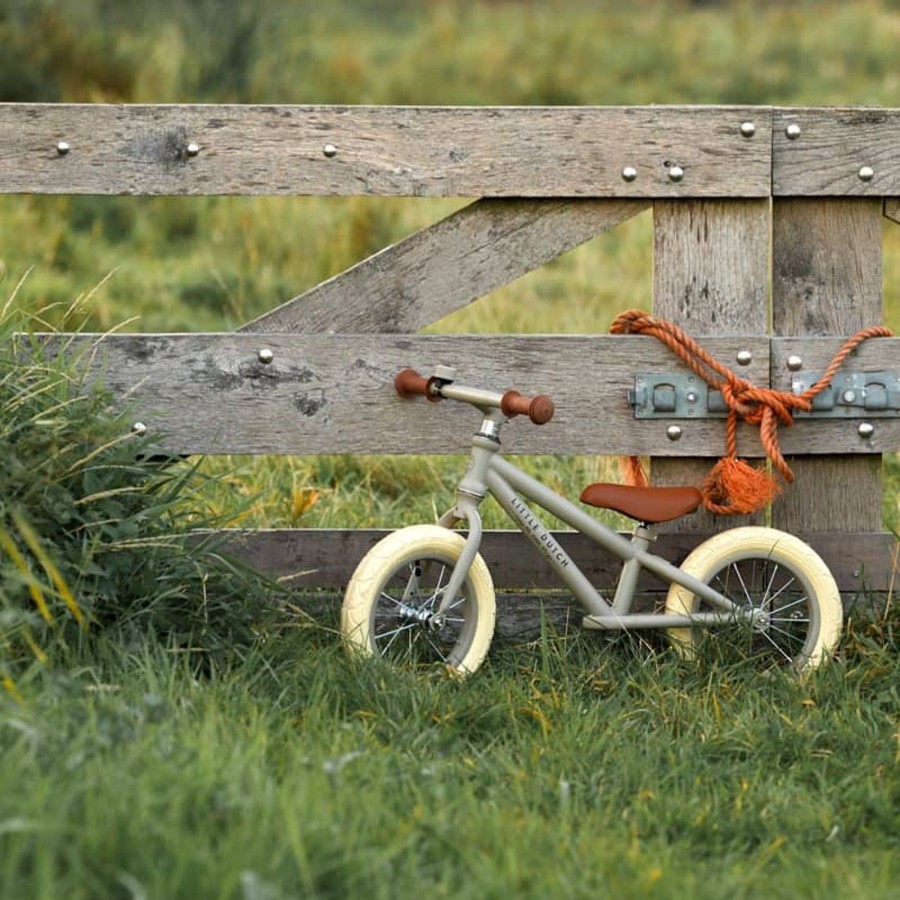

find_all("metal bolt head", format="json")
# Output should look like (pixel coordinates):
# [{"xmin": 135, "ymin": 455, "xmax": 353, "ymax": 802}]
[
  {"xmin": 131, "ymin": 422, "xmax": 147, "ymax": 436},
  {"xmin": 787, "ymin": 355, "xmax": 803, "ymax": 372},
  {"xmin": 323, "ymin": 144, "xmax": 338, "ymax": 158},
  {"xmin": 257, "ymin": 348, "xmax": 274, "ymax": 364},
  {"xmin": 858, "ymin": 165, "xmax": 874, "ymax": 182},
  {"xmin": 736, "ymin": 350, "xmax": 753, "ymax": 366},
  {"xmin": 842, "ymin": 389, "xmax": 857, "ymax": 404},
  {"xmin": 858, "ymin": 422, "xmax": 875, "ymax": 439},
  {"xmin": 666, "ymin": 425, "xmax": 683, "ymax": 442},
  {"xmin": 667, "ymin": 165, "xmax": 684, "ymax": 183},
  {"xmin": 56, "ymin": 141, "xmax": 70, "ymax": 156},
  {"xmin": 186, "ymin": 142, "xmax": 200, "ymax": 157},
  {"xmin": 785, "ymin": 123, "xmax": 801, "ymax": 140},
  {"xmin": 621, "ymin": 166, "xmax": 638, "ymax": 183},
  {"xmin": 740, "ymin": 122, "xmax": 756, "ymax": 138}
]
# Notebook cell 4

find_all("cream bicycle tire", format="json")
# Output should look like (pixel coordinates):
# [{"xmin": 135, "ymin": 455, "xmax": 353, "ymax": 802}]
[
  {"xmin": 342, "ymin": 525, "xmax": 496, "ymax": 676},
  {"xmin": 665, "ymin": 527, "xmax": 843, "ymax": 672}
]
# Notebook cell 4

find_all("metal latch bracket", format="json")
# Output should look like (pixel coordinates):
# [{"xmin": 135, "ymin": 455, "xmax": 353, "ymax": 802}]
[
  {"xmin": 789, "ymin": 370, "xmax": 900, "ymax": 418},
  {"xmin": 630, "ymin": 374, "xmax": 727, "ymax": 419},
  {"xmin": 630, "ymin": 371, "xmax": 900, "ymax": 419}
]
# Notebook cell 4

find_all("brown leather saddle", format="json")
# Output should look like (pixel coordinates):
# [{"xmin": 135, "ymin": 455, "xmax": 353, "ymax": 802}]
[{"xmin": 579, "ymin": 483, "xmax": 702, "ymax": 524}]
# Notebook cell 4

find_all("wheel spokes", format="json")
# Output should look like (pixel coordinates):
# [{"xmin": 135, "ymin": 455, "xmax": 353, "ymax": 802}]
[
  {"xmin": 372, "ymin": 558, "xmax": 469, "ymax": 664},
  {"xmin": 713, "ymin": 559, "xmax": 813, "ymax": 664}
]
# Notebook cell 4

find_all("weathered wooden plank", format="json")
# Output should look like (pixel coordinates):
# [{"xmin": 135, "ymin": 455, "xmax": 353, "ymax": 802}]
[
  {"xmin": 774, "ymin": 108, "xmax": 900, "ymax": 196},
  {"xmin": 0, "ymin": 104, "xmax": 771, "ymax": 197},
  {"xmin": 772, "ymin": 337, "xmax": 900, "ymax": 456},
  {"xmin": 772, "ymin": 199, "xmax": 884, "ymax": 533},
  {"xmin": 886, "ymin": 199, "xmax": 900, "ymax": 225},
  {"xmin": 241, "ymin": 198, "xmax": 648, "ymax": 334},
  {"xmin": 651, "ymin": 199, "xmax": 771, "ymax": 530},
  {"xmin": 40, "ymin": 333, "xmax": 769, "ymax": 457},
  {"xmin": 215, "ymin": 528, "xmax": 899, "ymax": 599}
]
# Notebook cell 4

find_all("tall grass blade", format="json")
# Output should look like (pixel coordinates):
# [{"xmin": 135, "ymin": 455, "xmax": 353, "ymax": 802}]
[
  {"xmin": 0, "ymin": 525, "xmax": 54, "ymax": 625},
  {"xmin": 12, "ymin": 512, "xmax": 84, "ymax": 627}
]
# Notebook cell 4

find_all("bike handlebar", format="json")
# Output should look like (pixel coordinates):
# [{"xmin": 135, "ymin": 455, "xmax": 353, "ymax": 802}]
[
  {"xmin": 394, "ymin": 368, "xmax": 436, "ymax": 400},
  {"xmin": 394, "ymin": 368, "xmax": 555, "ymax": 425}
]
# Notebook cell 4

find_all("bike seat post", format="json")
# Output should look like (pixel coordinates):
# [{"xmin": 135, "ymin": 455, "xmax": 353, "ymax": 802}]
[{"xmin": 611, "ymin": 525, "xmax": 654, "ymax": 615}]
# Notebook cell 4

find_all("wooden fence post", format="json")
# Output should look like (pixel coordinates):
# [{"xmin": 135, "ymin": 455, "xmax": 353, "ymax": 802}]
[
  {"xmin": 651, "ymin": 198, "xmax": 770, "ymax": 532},
  {"xmin": 771, "ymin": 198, "xmax": 884, "ymax": 536}
]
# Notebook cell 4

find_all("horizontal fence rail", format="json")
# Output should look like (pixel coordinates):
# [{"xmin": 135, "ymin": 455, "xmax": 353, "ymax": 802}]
[
  {"xmin": 208, "ymin": 528, "xmax": 898, "ymax": 634},
  {"xmin": 3, "ymin": 104, "xmax": 900, "ymax": 198},
  {"xmin": 215, "ymin": 528, "xmax": 898, "ymax": 596},
  {"xmin": 773, "ymin": 108, "xmax": 900, "ymax": 196},
  {"xmin": 39, "ymin": 332, "xmax": 900, "ymax": 457},
  {"xmin": 1, "ymin": 104, "xmax": 772, "ymax": 197}
]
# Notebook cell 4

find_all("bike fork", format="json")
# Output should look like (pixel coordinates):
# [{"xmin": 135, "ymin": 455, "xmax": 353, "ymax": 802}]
[{"xmin": 434, "ymin": 501, "xmax": 484, "ymax": 617}]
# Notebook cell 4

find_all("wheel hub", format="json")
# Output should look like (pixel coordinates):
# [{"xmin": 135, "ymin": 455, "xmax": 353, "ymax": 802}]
[{"xmin": 750, "ymin": 607, "xmax": 771, "ymax": 632}]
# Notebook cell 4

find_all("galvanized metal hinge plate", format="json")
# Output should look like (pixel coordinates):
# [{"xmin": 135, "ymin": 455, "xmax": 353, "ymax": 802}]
[
  {"xmin": 789, "ymin": 370, "xmax": 900, "ymax": 418},
  {"xmin": 630, "ymin": 370, "xmax": 900, "ymax": 419},
  {"xmin": 630, "ymin": 374, "xmax": 727, "ymax": 419}
]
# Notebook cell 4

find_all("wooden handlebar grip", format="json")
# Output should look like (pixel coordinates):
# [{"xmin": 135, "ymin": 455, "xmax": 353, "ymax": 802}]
[
  {"xmin": 501, "ymin": 391, "xmax": 555, "ymax": 424},
  {"xmin": 394, "ymin": 368, "xmax": 430, "ymax": 398}
]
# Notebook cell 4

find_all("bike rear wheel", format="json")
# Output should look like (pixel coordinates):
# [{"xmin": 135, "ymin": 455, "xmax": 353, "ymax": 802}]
[
  {"xmin": 665, "ymin": 527, "xmax": 843, "ymax": 673},
  {"xmin": 342, "ymin": 525, "xmax": 496, "ymax": 676}
]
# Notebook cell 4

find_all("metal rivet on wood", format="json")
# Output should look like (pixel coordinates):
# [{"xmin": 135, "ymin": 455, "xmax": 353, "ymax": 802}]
[
  {"xmin": 186, "ymin": 142, "xmax": 200, "ymax": 157},
  {"xmin": 736, "ymin": 350, "xmax": 753, "ymax": 366},
  {"xmin": 56, "ymin": 141, "xmax": 70, "ymax": 156},
  {"xmin": 787, "ymin": 355, "xmax": 803, "ymax": 372},
  {"xmin": 323, "ymin": 144, "xmax": 338, "ymax": 158},
  {"xmin": 667, "ymin": 165, "xmax": 684, "ymax": 183},
  {"xmin": 621, "ymin": 166, "xmax": 637, "ymax": 183},
  {"xmin": 257, "ymin": 348, "xmax": 274, "ymax": 364},
  {"xmin": 785, "ymin": 123, "xmax": 801, "ymax": 140},
  {"xmin": 666, "ymin": 425, "xmax": 683, "ymax": 441},
  {"xmin": 740, "ymin": 122, "xmax": 756, "ymax": 138},
  {"xmin": 858, "ymin": 422, "xmax": 875, "ymax": 439},
  {"xmin": 131, "ymin": 421, "xmax": 147, "ymax": 436},
  {"xmin": 858, "ymin": 165, "xmax": 874, "ymax": 182}
]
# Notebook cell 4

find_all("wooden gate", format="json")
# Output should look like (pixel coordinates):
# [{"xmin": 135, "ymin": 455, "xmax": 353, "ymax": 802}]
[{"xmin": 3, "ymin": 104, "xmax": 898, "ymax": 615}]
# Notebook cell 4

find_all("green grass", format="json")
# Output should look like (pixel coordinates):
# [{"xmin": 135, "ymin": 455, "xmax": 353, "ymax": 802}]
[{"xmin": 2, "ymin": 616, "xmax": 898, "ymax": 899}]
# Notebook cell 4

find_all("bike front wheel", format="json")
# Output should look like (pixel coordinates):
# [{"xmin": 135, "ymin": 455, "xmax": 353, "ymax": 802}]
[
  {"xmin": 341, "ymin": 525, "xmax": 496, "ymax": 676},
  {"xmin": 664, "ymin": 527, "xmax": 843, "ymax": 673}
]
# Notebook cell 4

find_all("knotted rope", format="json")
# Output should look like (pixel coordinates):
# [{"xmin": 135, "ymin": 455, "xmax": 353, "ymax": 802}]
[{"xmin": 610, "ymin": 309, "xmax": 893, "ymax": 515}]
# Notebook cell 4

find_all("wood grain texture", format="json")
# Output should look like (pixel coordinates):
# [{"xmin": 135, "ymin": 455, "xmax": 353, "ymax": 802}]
[
  {"xmin": 772, "ymin": 199, "xmax": 884, "ymax": 533},
  {"xmin": 0, "ymin": 104, "xmax": 771, "ymax": 197},
  {"xmin": 651, "ymin": 200, "xmax": 770, "ymax": 530},
  {"xmin": 36, "ymin": 331, "xmax": 899, "ymax": 457},
  {"xmin": 774, "ymin": 108, "xmax": 900, "ymax": 196},
  {"xmin": 241, "ymin": 198, "xmax": 648, "ymax": 333},
  {"xmin": 212, "ymin": 528, "xmax": 899, "ymax": 599},
  {"xmin": 39, "ymin": 332, "xmax": 769, "ymax": 457},
  {"xmin": 886, "ymin": 199, "xmax": 900, "ymax": 225}
]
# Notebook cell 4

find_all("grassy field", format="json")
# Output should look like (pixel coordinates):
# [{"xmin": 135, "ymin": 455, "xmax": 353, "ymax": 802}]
[
  {"xmin": 3, "ymin": 617, "xmax": 898, "ymax": 899},
  {"xmin": 2, "ymin": 1, "xmax": 900, "ymax": 897}
]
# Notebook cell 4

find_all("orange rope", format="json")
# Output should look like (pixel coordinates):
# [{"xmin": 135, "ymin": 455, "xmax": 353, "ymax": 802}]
[{"xmin": 611, "ymin": 309, "xmax": 893, "ymax": 515}]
